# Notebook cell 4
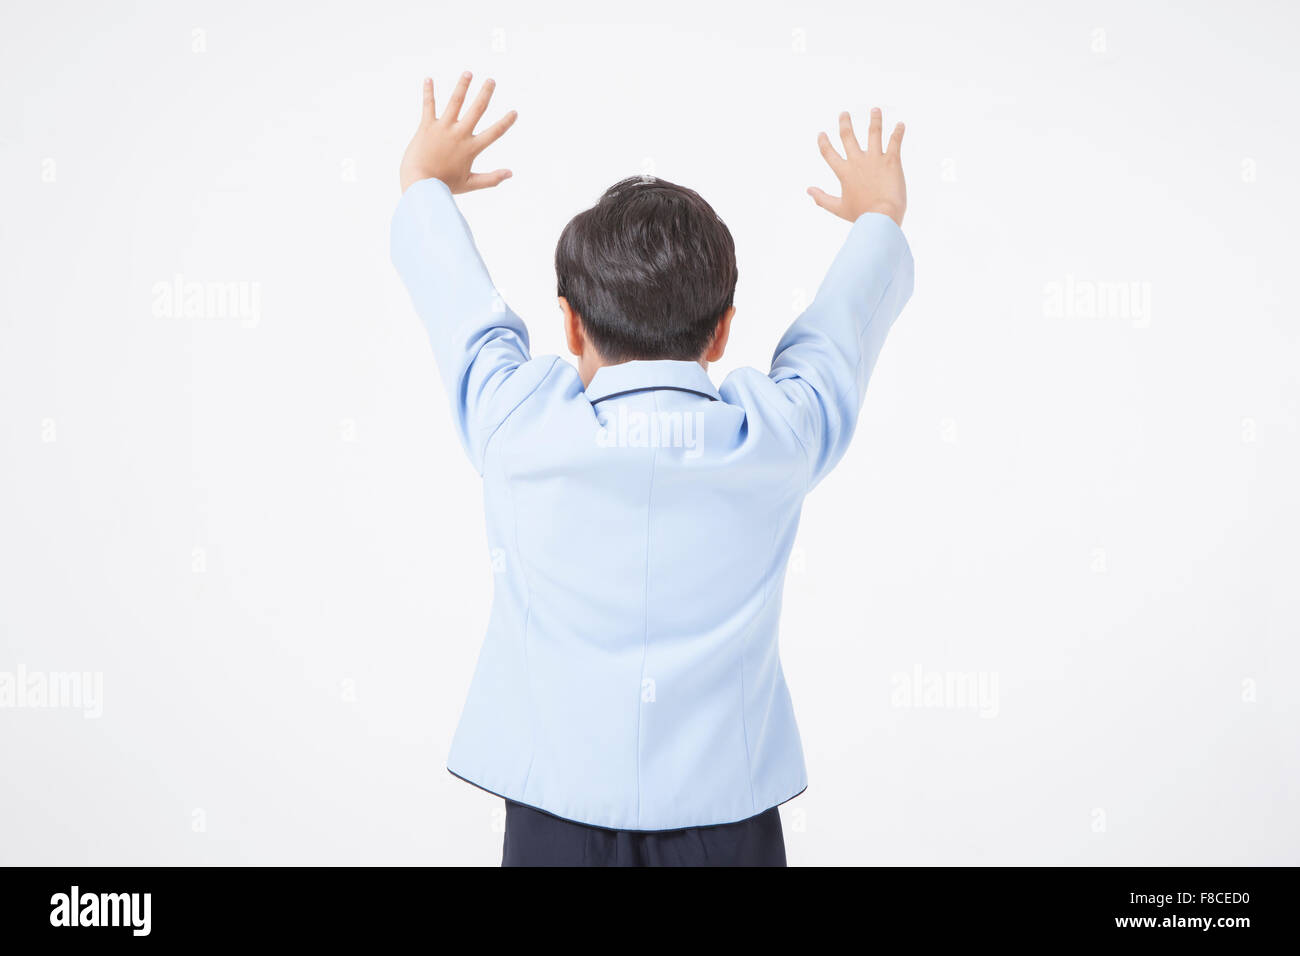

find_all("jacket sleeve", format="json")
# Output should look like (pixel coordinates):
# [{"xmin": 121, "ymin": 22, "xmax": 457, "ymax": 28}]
[
  {"xmin": 390, "ymin": 177, "xmax": 554, "ymax": 473},
  {"xmin": 768, "ymin": 212, "xmax": 915, "ymax": 488}
]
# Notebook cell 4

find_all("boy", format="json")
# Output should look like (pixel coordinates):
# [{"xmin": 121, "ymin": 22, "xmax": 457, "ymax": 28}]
[{"xmin": 392, "ymin": 72, "xmax": 913, "ymax": 866}]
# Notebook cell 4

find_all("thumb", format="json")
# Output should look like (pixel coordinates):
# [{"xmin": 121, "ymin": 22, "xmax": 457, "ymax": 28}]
[{"xmin": 807, "ymin": 186, "xmax": 841, "ymax": 214}]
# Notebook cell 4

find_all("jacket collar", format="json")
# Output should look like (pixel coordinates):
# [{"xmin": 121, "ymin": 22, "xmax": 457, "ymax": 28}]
[{"xmin": 584, "ymin": 359, "xmax": 721, "ymax": 405}]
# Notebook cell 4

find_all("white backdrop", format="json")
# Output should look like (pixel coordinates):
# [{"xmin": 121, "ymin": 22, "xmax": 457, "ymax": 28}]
[{"xmin": 1, "ymin": 0, "xmax": 1297, "ymax": 866}]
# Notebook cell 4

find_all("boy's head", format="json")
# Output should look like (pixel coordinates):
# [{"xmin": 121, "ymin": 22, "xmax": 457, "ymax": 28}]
[{"xmin": 556, "ymin": 176, "xmax": 737, "ymax": 382}]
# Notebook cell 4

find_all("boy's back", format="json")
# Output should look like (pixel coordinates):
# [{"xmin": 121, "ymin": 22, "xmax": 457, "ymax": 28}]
[{"xmin": 392, "ymin": 73, "xmax": 912, "ymax": 836}]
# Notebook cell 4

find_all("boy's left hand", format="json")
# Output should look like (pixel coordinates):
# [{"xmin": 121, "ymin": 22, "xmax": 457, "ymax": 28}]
[{"xmin": 399, "ymin": 72, "xmax": 517, "ymax": 194}]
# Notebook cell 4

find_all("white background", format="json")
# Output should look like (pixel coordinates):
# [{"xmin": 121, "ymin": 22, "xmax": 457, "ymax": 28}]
[{"xmin": 1, "ymin": 0, "xmax": 1297, "ymax": 865}]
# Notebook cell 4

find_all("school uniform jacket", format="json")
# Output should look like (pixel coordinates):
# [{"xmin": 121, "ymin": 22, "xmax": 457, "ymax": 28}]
[{"xmin": 392, "ymin": 177, "xmax": 914, "ymax": 830}]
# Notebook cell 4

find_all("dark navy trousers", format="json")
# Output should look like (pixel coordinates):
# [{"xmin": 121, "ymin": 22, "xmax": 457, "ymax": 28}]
[{"xmin": 501, "ymin": 799, "xmax": 787, "ymax": 867}]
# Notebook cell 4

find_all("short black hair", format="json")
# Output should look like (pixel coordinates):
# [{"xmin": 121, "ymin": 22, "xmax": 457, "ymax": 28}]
[{"xmin": 555, "ymin": 176, "xmax": 737, "ymax": 363}]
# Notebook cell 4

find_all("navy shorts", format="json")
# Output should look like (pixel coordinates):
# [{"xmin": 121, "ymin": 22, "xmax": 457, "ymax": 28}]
[{"xmin": 501, "ymin": 799, "xmax": 787, "ymax": 867}]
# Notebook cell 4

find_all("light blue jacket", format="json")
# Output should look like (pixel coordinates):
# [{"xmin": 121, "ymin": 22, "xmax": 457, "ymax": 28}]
[{"xmin": 392, "ymin": 178, "xmax": 914, "ymax": 830}]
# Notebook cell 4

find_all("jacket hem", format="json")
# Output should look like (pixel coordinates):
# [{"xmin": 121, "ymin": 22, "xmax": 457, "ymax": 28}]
[{"xmin": 446, "ymin": 766, "xmax": 807, "ymax": 834}]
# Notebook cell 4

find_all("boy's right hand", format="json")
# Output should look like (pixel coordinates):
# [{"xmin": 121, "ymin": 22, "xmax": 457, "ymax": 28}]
[{"xmin": 808, "ymin": 108, "xmax": 906, "ymax": 226}]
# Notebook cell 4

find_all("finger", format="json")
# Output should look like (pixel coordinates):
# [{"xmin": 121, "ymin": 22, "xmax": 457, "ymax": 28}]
[
  {"xmin": 421, "ymin": 77, "xmax": 436, "ymax": 124},
  {"xmin": 464, "ymin": 168, "xmax": 513, "ymax": 191},
  {"xmin": 461, "ymin": 77, "xmax": 496, "ymax": 130},
  {"xmin": 887, "ymin": 121, "xmax": 905, "ymax": 156},
  {"xmin": 472, "ymin": 109, "xmax": 518, "ymax": 153},
  {"xmin": 817, "ymin": 132, "xmax": 846, "ymax": 172},
  {"xmin": 838, "ymin": 111, "xmax": 861, "ymax": 154},
  {"xmin": 442, "ymin": 70, "xmax": 472, "ymax": 124},
  {"xmin": 806, "ymin": 186, "xmax": 842, "ymax": 215},
  {"xmin": 867, "ymin": 107, "xmax": 883, "ymax": 152}
]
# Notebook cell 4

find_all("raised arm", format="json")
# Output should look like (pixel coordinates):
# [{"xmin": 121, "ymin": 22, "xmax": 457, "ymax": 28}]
[
  {"xmin": 771, "ymin": 107, "xmax": 914, "ymax": 488},
  {"xmin": 392, "ymin": 73, "xmax": 552, "ymax": 472}
]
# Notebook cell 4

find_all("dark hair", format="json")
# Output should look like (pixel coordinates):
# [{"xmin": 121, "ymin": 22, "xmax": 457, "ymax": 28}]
[{"xmin": 555, "ymin": 176, "xmax": 737, "ymax": 363}]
